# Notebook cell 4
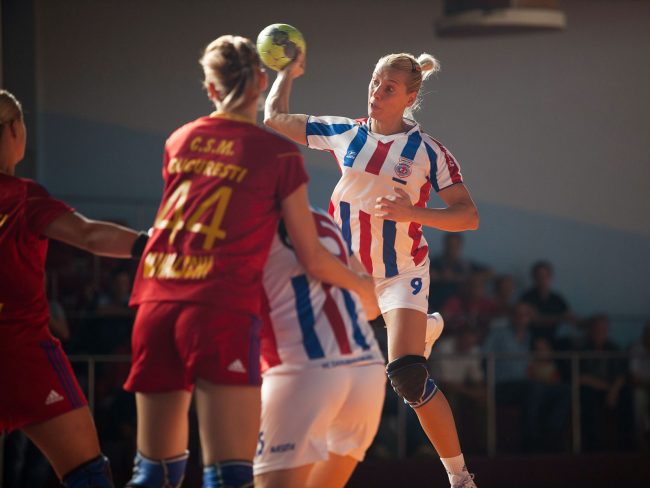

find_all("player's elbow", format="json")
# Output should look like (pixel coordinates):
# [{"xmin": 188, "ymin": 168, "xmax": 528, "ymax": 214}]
[
  {"xmin": 263, "ymin": 113, "xmax": 280, "ymax": 130},
  {"xmin": 467, "ymin": 205, "xmax": 480, "ymax": 230}
]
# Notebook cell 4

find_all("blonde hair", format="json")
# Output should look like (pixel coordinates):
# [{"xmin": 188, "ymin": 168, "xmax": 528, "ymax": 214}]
[
  {"xmin": 199, "ymin": 35, "xmax": 261, "ymax": 112},
  {"xmin": 375, "ymin": 52, "xmax": 440, "ymax": 116},
  {"xmin": 0, "ymin": 90, "xmax": 23, "ymax": 125}
]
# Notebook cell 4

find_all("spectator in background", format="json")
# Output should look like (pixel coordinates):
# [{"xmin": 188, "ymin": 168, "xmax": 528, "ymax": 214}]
[
  {"xmin": 629, "ymin": 320, "xmax": 650, "ymax": 449},
  {"xmin": 430, "ymin": 326, "xmax": 486, "ymax": 453},
  {"xmin": 579, "ymin": 315, "xmax": 633, "ymax": 451},
  {"xmin": 491, "ymin": 275, "xmax": 516, "ymax": 324},
  {"xmin": 482, "ymin": 302, "xmax": 532, "ymax": 450},
  {"xmin": 527, "ymin": 337, "xmax": 571, "ymax": 451},
  {"xmin": 96, "ymin": 267, "xmax": 134, "ymax": 317},
  {"xmin": 429, "ymin": 233, "xmax": 491, "ymax": 311},
  {"xmin": 441, "ymin": 272, "xmax": 497, "ymax": 338},
  {"xmin": 520, "ymin": 261, "xmax": 575, "ymax": 344}
]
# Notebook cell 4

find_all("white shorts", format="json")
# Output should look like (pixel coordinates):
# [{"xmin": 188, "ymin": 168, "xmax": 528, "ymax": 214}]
[
  {"xmin": 374, "ymin": 262, "xmax": 430, "ymax": 314},
  {"xmin": 253, "ymin": 363, "xmax": 386, "ymax": 475}
]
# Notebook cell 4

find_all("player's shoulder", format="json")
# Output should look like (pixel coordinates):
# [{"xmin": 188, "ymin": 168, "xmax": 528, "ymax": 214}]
[
  {"xmin": 418, "ymin": 128, "xmax": 446, "ymax": 151},
  {"xmin": 308, "ymin": 114, "xmax": 364, "ymax": 127},
  {"xmin": 17, "ymin": 176, "xmax": 49, "ymax": 198},
  {"xmin": 253, "ymin": 125, "xmax": 303, "ymax": 157}
]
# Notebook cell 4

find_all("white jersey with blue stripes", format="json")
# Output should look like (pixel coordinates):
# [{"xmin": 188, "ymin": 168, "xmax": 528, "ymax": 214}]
[
  {"xmin": 260, "ymin": 208, "xmax": 384, "ymax": 374},
  {"xmin": 306, "ymin": 115, "xmax": 463, "ymax": 279}
]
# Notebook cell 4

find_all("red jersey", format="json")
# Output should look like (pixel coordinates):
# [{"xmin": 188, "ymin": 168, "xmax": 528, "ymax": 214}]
[
  {"xmin": 0, "ymin": 175, "xmax": 72, "ymax": 331},
  {"xmin": 130, "ymin": 114, "xmax": 309, "ymax": 315}
]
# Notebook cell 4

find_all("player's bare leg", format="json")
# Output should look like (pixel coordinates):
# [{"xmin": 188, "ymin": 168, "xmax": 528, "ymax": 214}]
[
  {"xmin": 194, "ymin": 380, "xmax": 261, "ymax": 463},
  {"xmin": 307, "ymin": 452, "xmax": 358, "ymax": 488},
  {"xmin": 385, "ymin": 308, "xmax": 475, "ymax": 486},
  {"xmin": 385, "ymin": 307, "xmax": 461, "ymax": 457},
  {"xmin": 135, "ymin": 390, "xmax": 192, "ymax": 459},
  {"xmin": 22, "ymin": 406, "xmax": 101, "ymax": 478},
  {"xmin": 255, "ymin": 464, "xmax": 313, "ymax": 488}
]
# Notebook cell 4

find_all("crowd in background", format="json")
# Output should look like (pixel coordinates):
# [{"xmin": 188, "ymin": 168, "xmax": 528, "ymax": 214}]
[{"xmin": 4, "ymin": 231, "xmax": 650, "ymax": 485}]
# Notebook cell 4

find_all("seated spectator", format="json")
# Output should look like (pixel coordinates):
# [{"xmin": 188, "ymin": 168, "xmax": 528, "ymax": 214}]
[
  {"xmin": 520, "ymin": 260, "xmax": 576, "ymax": 344},
  {"xmin": 527, "ymin": 337, "xmax": 571, "ymax": 452},
  {"xmin": 96, "ymin": 267, "xmax": 134, "ymax": 317},
  {"xmin": 629, "ymin": 320, "xmax": 650, "ymax": 449},
  {"xmin": 429, "ymin": 232, "xmax": 491, "ymax": 311},
  {"xmin": 579, "ymin": 314, "xmax": 634, "ymax": 451},
  {"xmin": 430, "ymin": 326, "xmax": 486, "ymax": 453},
  {"xmin": 482, "ymin": 302, "xmax": 532, "ymax": 451},
  {"xmin": 441, "ymin": 272, "xmax": 497, "ymax": 337},
  {"xmin": 491, "ymin": 274, "xmax": 516, "ymax": 323}
]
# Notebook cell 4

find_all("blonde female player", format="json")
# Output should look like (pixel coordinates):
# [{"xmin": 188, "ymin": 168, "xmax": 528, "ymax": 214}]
[
  {"xmin": 265, "ymin": 52, "xmax": 479, "ymax": 488},
  {"xmin": 0, "ymin": 90, "xmax": 148, "ymax": 487},
  {"xmin": 122, "ymin": 36, "xmax": 377, "ymax": 488}
]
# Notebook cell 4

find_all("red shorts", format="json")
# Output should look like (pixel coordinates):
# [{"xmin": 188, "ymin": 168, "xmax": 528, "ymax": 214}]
[
  {"xmin": 0, "ymin": 326, "xmax": 87, "ymax": 433},
  {"xmin": 124, "ymin": 301, "xmax": 262, "ymax": 393}
]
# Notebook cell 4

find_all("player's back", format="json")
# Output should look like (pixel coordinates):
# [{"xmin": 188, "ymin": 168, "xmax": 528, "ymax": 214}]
[
  {"xmin": 261, "ymin": 208, "xmax": 383, "ymax": 373},
  {"xmin": 131, "ymin": 114, "xmax": 308, "ymax": 314}
]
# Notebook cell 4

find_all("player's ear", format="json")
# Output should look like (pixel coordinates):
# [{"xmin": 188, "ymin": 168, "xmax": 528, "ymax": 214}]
[
  {"xmin": 258, "ymin": 67, "xmax": 269, "ymax": 92},
  {"xmin": 206, "ymin": 82, "xmax": 221, "ymax": 102},
  {"xmin": 406, "ymin": 92, "xmax": 417, "ymax": 108}
]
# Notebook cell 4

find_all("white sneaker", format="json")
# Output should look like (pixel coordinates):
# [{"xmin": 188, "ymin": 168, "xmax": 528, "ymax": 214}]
[
  {"xmin": 450, "ymin": 471, "xmax": 477, "ymax": 488},
  {"xmin": 423, "ymin": 312, "xmax": 444, "ymax": 359}
]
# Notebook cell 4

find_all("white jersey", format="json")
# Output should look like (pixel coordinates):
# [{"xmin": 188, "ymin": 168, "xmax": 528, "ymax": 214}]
[
  {"xmin": 306, "ymin": 116, "xmax": 463, "ymax": 278},
  {"xmin": 261, "ymin": 208, "xmax": 384, "ymax": 374}
]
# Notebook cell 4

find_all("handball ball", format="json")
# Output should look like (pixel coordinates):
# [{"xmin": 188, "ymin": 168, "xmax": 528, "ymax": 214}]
[{"xmin": 256, "ymin": 23, "xmax": 305, "ymax": 71}]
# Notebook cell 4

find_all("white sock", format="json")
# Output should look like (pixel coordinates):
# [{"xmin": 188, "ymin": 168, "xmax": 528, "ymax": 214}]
[{"xmin": 440, "ymin": 453, "xmax": 467, "ymax": 477}]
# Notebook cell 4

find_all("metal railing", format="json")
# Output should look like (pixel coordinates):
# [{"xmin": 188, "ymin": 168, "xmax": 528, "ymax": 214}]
[
  {"xmin": 61, "ymin": 350, "xmax": 645, "ymax": 458},
  {"xmin": 1, "ymin": 349, "xmax": 646, "ymax": 486}
]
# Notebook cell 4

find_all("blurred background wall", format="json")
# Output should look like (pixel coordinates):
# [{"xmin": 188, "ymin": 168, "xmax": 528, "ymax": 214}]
[{"xmin": 5, "ymin": 0, "xmax": 649, "ymax": 335}]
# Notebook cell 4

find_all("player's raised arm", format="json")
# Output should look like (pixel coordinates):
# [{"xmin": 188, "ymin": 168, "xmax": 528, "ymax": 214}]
[{"xmin": 263, "ymin": 51, "xmax": 309, "ymax": 145}]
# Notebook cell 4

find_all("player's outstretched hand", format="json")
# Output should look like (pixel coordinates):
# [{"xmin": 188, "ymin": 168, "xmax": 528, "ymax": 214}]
[
  {"xmin": 280, "ymin": 49, "xmax": 305, "ymax": 80},
  {"xmin": 358, "ymin": 274, "xmax": 381, "ymax": 321},
  {"xmin": 374, "ymin": 187, "xmax": 414, "ymax": 222}
]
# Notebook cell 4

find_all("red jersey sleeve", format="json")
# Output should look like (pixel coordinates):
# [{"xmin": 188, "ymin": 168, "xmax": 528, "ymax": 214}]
[
  {"xmin": 24, "ymin": 181, "xmax": 73, "ymax": 236},
  {"xmin": 276, "ymin": 150, "xmax": 309, "ymax": 201}
]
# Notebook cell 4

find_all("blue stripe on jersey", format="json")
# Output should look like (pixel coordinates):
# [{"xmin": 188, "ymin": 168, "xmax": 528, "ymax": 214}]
[
  {"xmin": 339, "ymin": 201, "xmax": 353, "ymax": 255},
  {"xmin": 291, "ymin": 275, "xmax": 325, "ymax": 359},
  {"xmin": 423, "ymin": 142, "xmax": 440, "ymax": 192},
  {"xmin": 343, "ymin": 125, "xmax": 369, "ymax": 167},
  {"xmin": 400, "ymin": 130, "xmax": 422, "ymax": 161},
  {"xmin": 341, "ymin": 289, "xmax": 370, "ymax": 351},
  {"xmin": 306, "ymin": 121, "xmax": 355, "ymax": 137},
  {"xmin": 382, "ymin": 220, "xmax": 398, "ymax": 278}
]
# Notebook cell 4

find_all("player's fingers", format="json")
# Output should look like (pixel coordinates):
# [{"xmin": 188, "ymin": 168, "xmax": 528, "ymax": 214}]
[{"xmin": 394, "ymin": 187, "xmax": 410, "ymax": 200}]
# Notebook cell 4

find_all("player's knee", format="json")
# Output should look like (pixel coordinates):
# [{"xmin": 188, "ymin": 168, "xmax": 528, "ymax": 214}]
[
  {"xmin": 386, "ymin": 355, "xmax": 438, "ymax": 409},
  {"xmin": 203, "ymin": 460, "xmax": 254, "ymax": 488},
  {"xmin": 125, "ymin": 451, "xmax": 189, "ymax": 488},
  {"xmin": 62, "ymin": 454, "xmax": 114, "ymax": 488}
]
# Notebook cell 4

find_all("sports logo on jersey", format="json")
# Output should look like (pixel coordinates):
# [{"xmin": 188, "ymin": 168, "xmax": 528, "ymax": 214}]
[
  {"xmin": 395, "ymin": 157, "xmax": 413, "ymax": 178},
  {"xmin": 227, "ymin": 359, "xmax": 247, "ymax": 373},
  {"xmin": 45, "ymin": 389, "xmax": 64, "ymax": 405},
  {"xmin": 346, "ymin": 150, "xmax": 358, "ymax": 160}
]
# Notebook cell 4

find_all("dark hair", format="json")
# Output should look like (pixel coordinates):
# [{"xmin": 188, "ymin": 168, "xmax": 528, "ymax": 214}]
[{"xmin": 531, "ymin": 260, "xmax": 553, "ymax": 277}]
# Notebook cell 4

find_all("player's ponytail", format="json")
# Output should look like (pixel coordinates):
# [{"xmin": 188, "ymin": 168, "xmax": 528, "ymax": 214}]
[
  {"xmin": 375, "ymin": 52, "xmax": 440, "ymax": 118},
  {"xmin": 0, "ymin": 90, "xmax": 23, "ymax": 135},
  {"xmin": 199, "ymin": 35, "xmax": 262, "ymax": 112}
]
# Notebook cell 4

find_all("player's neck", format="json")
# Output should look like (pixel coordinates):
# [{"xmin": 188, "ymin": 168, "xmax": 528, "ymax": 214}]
[
  {"xmin": 369, "ymin": 117, "xmax": 410, "ymax": 136},
  {"xmin": 212, "ymin": 104, "xmax": 258, "ymax": 125},
  {"xmin": 0, "ymin": 160, "xmax": 15, "ymax": 176}
]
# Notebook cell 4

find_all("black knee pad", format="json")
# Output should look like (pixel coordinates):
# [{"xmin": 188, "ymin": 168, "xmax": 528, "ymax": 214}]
[{"xmin": 386, "ymin": 355, "xmax": 438, "ymax": 408}]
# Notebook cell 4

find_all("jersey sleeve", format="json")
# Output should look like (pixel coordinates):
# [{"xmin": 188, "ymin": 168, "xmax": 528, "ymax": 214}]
[
  {"xmin": 305, "ymin": 115, "xmax": 358, "ymax": 151},
  {"xmin": 276, "ymin": 150, "xmax": 309, "ymax": 201},
  {"xmin": 24, "ymin": 181, "xmax": 73, "ymax": 236},
  {"xmin": 423, "ymin": 136, "xmax": 464, "ymax": 193}
]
